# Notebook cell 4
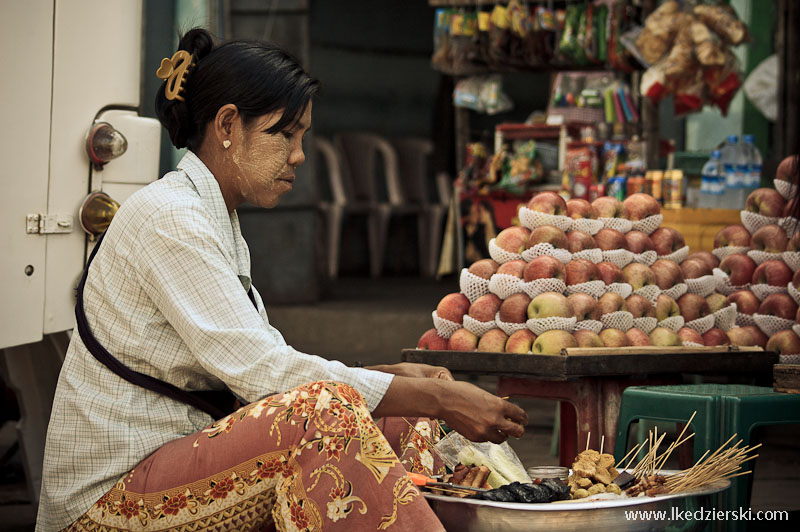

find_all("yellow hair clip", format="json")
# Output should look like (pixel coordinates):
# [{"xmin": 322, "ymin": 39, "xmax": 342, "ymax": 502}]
[{"xmin": 155, "ymin": 50, "xmax": 194, "ymax": 102}]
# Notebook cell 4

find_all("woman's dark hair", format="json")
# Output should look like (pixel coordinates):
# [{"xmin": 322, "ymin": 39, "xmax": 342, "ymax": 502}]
[{"xmin": 155, "ymin": 28, "xmax": 320, "ymax": 151}]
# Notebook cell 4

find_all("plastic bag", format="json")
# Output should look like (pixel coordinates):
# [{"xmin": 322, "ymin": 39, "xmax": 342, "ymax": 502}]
[
  {"xmin": 435, "ymin": 431, "xmax": 530, "ymax": 488},
  {"xmin": 432, "ymin": 9, "xmax": 454, "ymax": 71},
  {"xmin": 743, "ymin": 54, "xmax": 778, "ymax": 121},
  {"xmin": 498, "ymin": 140, "xmax": 543, "ymax": 194},
  {"xmin": 453, "ymin": 75, "xmax": 513, "ymax": 115},
  {"xmin": 694, "ymin": 4, "xmax": 749, "ymax": 46}
]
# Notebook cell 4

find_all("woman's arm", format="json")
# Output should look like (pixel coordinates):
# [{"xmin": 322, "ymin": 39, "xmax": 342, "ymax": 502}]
[
  {"xmin": 364, "ymin": 362, "xmax": 454, "ymax": 381},
  {"xmin": 371, "ymin": 375, "xmax": 528, "ymax": 444}
]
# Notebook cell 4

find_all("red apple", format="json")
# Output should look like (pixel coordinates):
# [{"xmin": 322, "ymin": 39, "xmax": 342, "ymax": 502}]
[
  {"xmin": 477, "ymin": 328, "xmax": 509, "ymax": 353},
  {"xmin": 686, "ymin": 251, "xmax": 720, "ymax": 271},
  {"xmin": 678, "ymin": 327, "xmax": 704, "ymax": 345},
  {"xmin": 417, "ymin": 328, "xmax": 448, "ymax": 350},
  {"xmin": 567, "ymin": 231, "xmax": 598, "ymax": 253},
  {"xmin": 527, "ymin": 292, "xmax": 574, "ymax": 319},
  {"xmin": 448, "ymin": 328, "xmax": 478, "ymax": 351},
  {"xmin": 681, "ymin": 259, "xmax": 712, "ymax": 280},
  {"xmin": 719, "ymin": 253, "xmax": 757, "ymax": 286},
  {"xmin": 592, "ymin": 196, "xmax": 628, "ymax": 218},
  {"xmin": 568, "ymin": 292, "xmax": 601, "ymax": 321},
  {"xmin": 599, "ymin": 328, "xmax": 631, "ymax": 347},
  {"xmin": 505, "ymin": 329, "xmax": 537, "ymax": 353},
  {"xmin": 651, "ymin": 259, "xmax": 685, "ymax": 289},
  {"xmin": 497, "ymin": 259, "xmax": 527, "ymax": 278},
  {"xmin": 597, "ymin": 261, "xmax": 624, "ymax": 285},
  {"xmin": 495, "ymin": 226, "xmax": 532, "ymax": 254},
  {"xmin": 745, "ymin": 188, "xmax": 787, "ymax": 218},
  {"xmin": 766, "ymin": 329, "xmax": 800, "ymax": 355},
  {"xmin": 622, "ymin": 263, "xmax": 657, "ymax": 290},
  {"xmin": 750, "ymin": 224, "xmax": 788, "ymax": 253},
  {"xmin": 565, "ymin": 259, "xmax": 599, "ymax": 285},
  {"xmin": 626, "ymin": 294, "xmax": 656, "ymax": 318},
  {"xmin": 793, "ymin": 268, "xmax": 800, "ymax": 291},
  {"xmin": 499, "ymin": 293, "xmax": 532, "ymax": 323},
  {"xmin": 595, "ymin": 228, "xmax": 629, "ymax": 251},
  {"xmin": 783, "ymin": 198, "xmax": 798, "ymax": 219},
  {"xmin": 788, "ymin": 230, "xmax": 800, "ymax": 252},
  {"xmin": 468, "ymin": 293, "xmax": 503, "ymax": 322},
  {"xmin": 677, "ymin": 293, "xmax": 712, "ymax": 322},
  {"xmin": 527, "ymin": 191, "xmax": 567, "ymax": 215},
  {"xmin": 626, "ymin": 231, "xmax": 656, "ymax": 254},
  {"xmin": 598, "ymin": 292, "xmax": 627, "ymax": 315},
  {"xmin": 528, "ymin": 225, "xmax": 568, "ymax": 250},
  {"xmin": 532, "ymin": 330, "xmax": 578, "ymax": 355},
  {"xmin": 741, "ymin": 325, "xmax": 768, "ymax": 348},
  {"xmin": 566, "ymin": 198, "xmax": 597, "ymax": 219},
  {"xmin": 649, "ymin": 327, "xmax": 681, "ymax": 346},
  {"xmin": 626, "ymin": 328, "xmax": 653, "ymax": 346},
  {"xmin": 702, "ymin": 328, "xmax": 730, "ymax": 346},
  {"xmin": 752, "ymin": 260, "xmax": 793, "ymax": 287},
  {"xmin": 574, "ymin": 329, "xmax": 604, "ymax": 347},
  {"xmin": 651, "ymin": 227, "xmax": 686, "ymax": 255},
  {"xmin": 706, "ymin": 292, "xmax": 728, "ymax": 313},
  {"xmin": 623, "ymin": 193, "xmax": 661, "ymax": 221},
  {"xmin": 437, "ymin": 293, "xmax": 470, "ymax": 323},
  {"xmin": 468, "ymin": 258, "xmax": 500, "ymax": 279},
  {"xmin": 656, "ymin": 294, "xmax": 681, "ymax": 321},
  {"xmin": 758, "ymin": 293, "xmax": 798, "ymax": 321},
  {"xmin": 726, "ymin": 290, "xmax": 760, "ymax": 315},
  {"xmin": 714, "ymin": 224, "xmax": 751, "ymax": 248},
  {"xmin": 726, "ymin": 327, "xmax": 756, "ymax": 347},
  {"xmin": 777, "ymin": 155, "xmax": 798, "ymax": 182},
  {"xmin": 523, "ymin": 255, "xmax": 566, "ymax": 283}
]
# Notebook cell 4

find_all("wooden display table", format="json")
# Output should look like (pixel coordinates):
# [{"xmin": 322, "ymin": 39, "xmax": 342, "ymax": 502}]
[{"xmin": 402, "ymin": 346, "xmax": 776, "ymax": 466}]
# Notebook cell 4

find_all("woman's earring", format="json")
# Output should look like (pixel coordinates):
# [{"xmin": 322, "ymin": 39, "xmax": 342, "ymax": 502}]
[{"xmin": 223, "ymin": 140, "xmax": 231, "ymax": 149}]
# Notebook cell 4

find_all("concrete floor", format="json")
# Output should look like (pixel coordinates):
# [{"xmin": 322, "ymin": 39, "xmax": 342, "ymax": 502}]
[{"xmin": 2, "ymin": 275, "xmax": 798, "ymax": 530}]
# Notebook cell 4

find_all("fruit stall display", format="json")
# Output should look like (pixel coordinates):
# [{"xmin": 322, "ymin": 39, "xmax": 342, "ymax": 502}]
[{"xmin": 417, "ymin": 184, "xmax": 800, "ymax": 364}]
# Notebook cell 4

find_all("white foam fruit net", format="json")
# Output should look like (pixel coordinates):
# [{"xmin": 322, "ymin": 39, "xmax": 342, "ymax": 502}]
[
  {"xmin": 632, "ymin": 250, "xmax": 658, "ymax": 266},
  {"xmin": 572, "ymin": 248, "xmax": 603, "ymax": 263},
  {"xmin": 712, "ymin": 268, "xmax": 748, "ymax": 296},
  {"xmin": 600, "ymin": 311, "xmax": 634, "ymax": 331},
  {"xmin": 779, "ymin": 217, "xmax": 800, "ymax": 236},
  {"xmin": 606, "ymin": 282, "xmax": 633, "ymax": 299},
  {"xmin": 518, "ymin": 207, "xmax": 573, "ymax": 231},
  {"xmin": 488, "ymin": 239, "xmax": 523, "ymax": 264},
  {"xmin": 753, "ymin": 314, "xmax": 795, "ymax": 337},
  {"xmin": 683, "ymin": 341, "xmax": 704, "ymax": 348},
  {"xmin": 684, "ymin": 314, "xmax": 715, "ymax": 334},
  {"xmin": 685, "ymin": 275, "xmax": 719, "ymax": 297},
  {"xmin": 494, "ymin": 312, "xmax": 529, "ymax": 336},
  {"xmin": 714, "ymin": 304, "xmax": 737, "ymax": 331},
  {"xmin": 570, "ymin": 218, "xmax": 604, "ymax": 235},
  {"xmin": 602, "ymin": 249, "xmax": 635, "ymax": 268},
  {"xmin": 793, "ymin": 323, "xmax": 800, "ymax": 338},
  {"xmin": 751, "ymin": 283, "xmax": 788, "ymax": 300},
  {"xmin": 662, "ymin": 283, "xmax": 688, "ymax": 300},
  {"xmin": 780, "ymin": 354, "xmax": 800, "ymax": 364},
  {"xmin": 659, "ymin": 315, "xmax": 685, "ymax": 332},
  {"xmin": 488, "ymin": 274, "xmax": 524, "ymax": 299},
  {"xmin": 747, "ymin": 250, "xmax": 784, "ymax": 265},
  {"xmin": 522, "ymin": 278, "xmax": 567, "ymax": 299},
  {"xmin": 659, "ymin": 245, "xmax": 690, "ymax": 264},
  {"xmin": 432, "ymin": 310, "xmax": 460, "ymax": 339},
  {"xmin": 565, "ymin": 280, "xmax": 606, "ymax": 298},
  {"xmin": 736, "ymin": 313, "xmax": 757, "ymax": 327},
  {"xmin": 783, "ymin": 252, "xmax": 800, "ymax": 272},
  {"xmin": 459, "ymin": 269, "xmax": 490, "ymax": 303},
  {"xmin": 462, "ymin": 314, "xmax": 498, "ymax": 337},
  {"xmin": 633, "ymin": 285, "xmax": 661, "ymax": 304},
  {"xmin": 632, "ymin": 317, "xmax": 658, "ymax": 334},
  {"xmin": 775, "ymin": 179, "xmax": 797, "ymax": 200},
  {"xmin": 788, "ymin": 282, "xmax": 800, "ymax": 306},
  {"xmin": 574, "ymin": 319, "xmax": 603, "ymax": 333},
  {"xmin": 598, "ymin": 217, "xmax": 634, "ymax": 233},
  {"xmin": 522, "ymin": 243, "xmax": 572, "ymax": 264},
  {"xmin": 741, "ymin": 211, "xmax": 779, "ymax": 234},
  {"xmin": 527, "ymin": 316, "xmax": 577, "ymax": 335},
  {"xmin": 712, "ymin": 246, "xmax": 751, "ymax": 262},
  {"xmin": 632, "ymin": 214, "xmax": 663, "ymax": 235}
]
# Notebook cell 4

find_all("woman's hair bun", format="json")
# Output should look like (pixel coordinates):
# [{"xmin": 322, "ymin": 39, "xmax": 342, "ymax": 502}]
[{"xmin": 178, "ymin": 28, "xmax": 214, "ymax": 62}]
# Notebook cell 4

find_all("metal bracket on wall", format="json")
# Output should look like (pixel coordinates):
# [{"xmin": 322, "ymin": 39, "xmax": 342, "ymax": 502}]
[{"xmin": 25, "ymin": 213, "xmax": 74, "ymax": 235}]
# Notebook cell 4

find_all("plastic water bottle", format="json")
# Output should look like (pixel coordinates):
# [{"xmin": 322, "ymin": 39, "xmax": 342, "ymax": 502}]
[
  {"xmin": 742, "ymin": 134, "xmax": 762, "ymax": 190},
  {"xmin": 700, "ymin": 150, "xmax": 724, "ymax": 208},
  {"xmin": 720, "ymin": 135, "xmax": 745, "ymax": 207}
]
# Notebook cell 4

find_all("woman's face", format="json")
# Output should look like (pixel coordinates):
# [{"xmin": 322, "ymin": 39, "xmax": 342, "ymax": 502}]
[{"xmin": 229, "ymin": 103, "xmax": 312, "ymax": 209}]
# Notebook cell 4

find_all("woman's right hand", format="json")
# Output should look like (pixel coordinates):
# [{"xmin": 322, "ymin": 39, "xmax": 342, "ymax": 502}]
[{"xmin": 436, "ymin": 380, "xmax": 528, "ymax": 444}]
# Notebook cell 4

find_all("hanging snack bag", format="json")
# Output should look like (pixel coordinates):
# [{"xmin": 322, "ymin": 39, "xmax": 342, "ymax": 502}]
[
  {"xmin": 431, "ymin": 9, "xmax": 454, "ymax": 71},
  {"xmin": 608, "ymin": 1, "xmax": 635, "ymax": 72},
  {"xmin": 690, "ymin": 20, "xmax": 725, "ymax": 67},
  {"xmin": 704, "ymin": 51, "xmax": 742, "ymax": 116},
  {"xmin": 634, "ymin": 0, "xmax": 680, "ymax": 65},
  {"xmin": 558, "ymin": 3, "xmax": 582, "ymax": 65},
  {"xmin": 489, "ymin": 4, "xmax": 513, "ymax": 69},
  {"xmin": 693, "ymin": 4, "xmax": 749, "ymax": 46},
  {"xmin": 498, "ymin": 140, "xmax": 543, "ymax": 195}
]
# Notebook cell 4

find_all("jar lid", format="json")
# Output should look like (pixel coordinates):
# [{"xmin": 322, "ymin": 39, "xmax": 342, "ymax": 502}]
[{"xmin": 526, "ymin": 465, "xmax": 569, "ymax": 480}]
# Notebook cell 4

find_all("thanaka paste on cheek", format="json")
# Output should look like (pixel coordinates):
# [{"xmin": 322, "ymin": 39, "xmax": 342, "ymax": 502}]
[{"xmin": 230, "ymin": 129, "xmax": 290, "ymax": 208}]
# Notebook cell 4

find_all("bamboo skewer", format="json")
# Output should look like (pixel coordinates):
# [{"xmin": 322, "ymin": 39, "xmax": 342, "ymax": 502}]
[
  {"xmin": 616, "ymin": 442, "xmax": 642, "ymax": 469},
  {"xmin": 401, "ymin": 417, "xmax": 457, "ymax": 470},
  {"xmin": 600, "ymin": 435, "xmax": 605, "ymax": 455},
  {"xmin": 585, "ymin": 432, "xmax": 591, "ymax": 451}
]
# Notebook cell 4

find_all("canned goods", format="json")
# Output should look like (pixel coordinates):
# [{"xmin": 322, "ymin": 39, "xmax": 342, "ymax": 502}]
[{"xmin": 607, "ymin": 176, "xmax": 627, "ymax": 202}]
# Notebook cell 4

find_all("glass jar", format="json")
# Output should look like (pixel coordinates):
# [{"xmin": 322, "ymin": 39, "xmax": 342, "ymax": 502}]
[{"xmin": 526, "ymin": 466, "xmax": 569, "ymax": 485}]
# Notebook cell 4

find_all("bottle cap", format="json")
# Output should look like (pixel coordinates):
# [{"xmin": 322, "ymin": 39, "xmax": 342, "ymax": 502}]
[
  {"xmin": 711, "ymin": 150, "xmax": 721, "ymax": 159},
  {"xmin": 727, "ymin": 135, "xmax": 738, "ymax": 143},
  {"xmin": 743, "ymin": 134, "xmax": 755, "ymax": 143}
]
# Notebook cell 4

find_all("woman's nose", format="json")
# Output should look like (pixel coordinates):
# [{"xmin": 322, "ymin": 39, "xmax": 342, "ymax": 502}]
[{"xmin": 289, "ymin": 146, "xmax": 305, "ymax": 167}]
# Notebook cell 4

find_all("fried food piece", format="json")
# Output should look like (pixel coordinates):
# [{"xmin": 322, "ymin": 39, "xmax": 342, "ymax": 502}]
[
  {"xmin": 592, "ymin": 468, "xmax": 612, "ymax": 485},
  {"xmin": 577, "ymin": 449, "xmax": 600, "ymax": 462},
  {"xmin": 573, "ymin": 460, "xmax": 597, "ymax": 478},
  {"xmin": 577, "ymin": 477, "xmax": 593, "ymax": 489},
  {"xmin": 451, "ymin": 464, "xmax": 469, "ymax": 485},
  {"xmin": 607, "ymin": 483, "xmax": 622, "ymax": 495},
  {"xmin": 460, "ymin": 466, "xmax": 479, "ymax": 487},
  {"xmin": 472, "ymin": 466, "xmax": 490, "ymax": 488},
  {"xmin": 646, "ymin": 485, "xmax": 671, "ymax": 497},
  {"xmin": 597, "ymin": 454, "xmax": 615, "ymax": 469},
  {"xmin": 587, "ymin": 483, "xmax": 607, "ymax": 495},
  {"xmin": 608, "ymin": 467, "xmax": 619, "ymax": 481},
  {"xmin": 572, "ymin": 488, "xmax": 590, "ymax": 499}
]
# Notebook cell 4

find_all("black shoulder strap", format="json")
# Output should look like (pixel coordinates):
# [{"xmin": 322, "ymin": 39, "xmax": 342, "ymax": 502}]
[{"xmin": 74, "ymin": 233, "xmax": 249, "ymax": 420}]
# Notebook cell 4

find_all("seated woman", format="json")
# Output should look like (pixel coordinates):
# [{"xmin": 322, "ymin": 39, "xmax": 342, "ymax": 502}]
[{"xmin": 37, "ymin": 29, "xmax": 526, "ymax": 532}]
